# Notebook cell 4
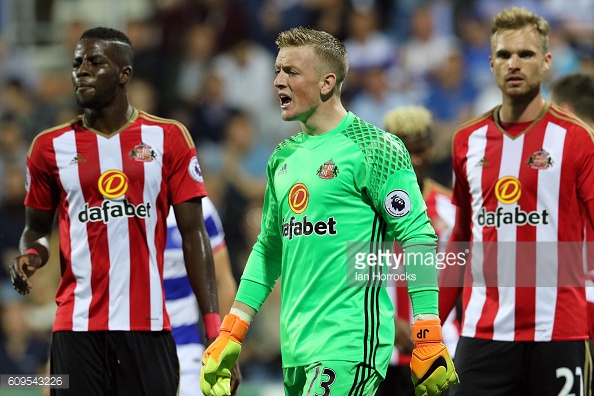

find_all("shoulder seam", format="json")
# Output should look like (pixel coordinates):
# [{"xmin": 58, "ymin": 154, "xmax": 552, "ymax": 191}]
[
  {"xmin": 28, "ymin": 116, "xmax": 83, "ymax": 156},
  {"xmin": 549, "ymin": 105, "xmax": 594, "ymax": 143},
  {"xmin": 139, "ymin": 111, "xmax": 195, "ymax": 149}
]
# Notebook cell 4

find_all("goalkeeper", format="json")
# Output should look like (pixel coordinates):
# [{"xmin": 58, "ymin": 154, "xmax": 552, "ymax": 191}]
[{"xmin": 201, "ymin": 26, "xmax": 458, "ymax": 396}]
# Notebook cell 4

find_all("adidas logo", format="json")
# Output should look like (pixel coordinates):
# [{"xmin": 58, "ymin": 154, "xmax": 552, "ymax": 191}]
[{"xmin": 278, "ymin": 163, "xmax": 287, "ymax": 175}]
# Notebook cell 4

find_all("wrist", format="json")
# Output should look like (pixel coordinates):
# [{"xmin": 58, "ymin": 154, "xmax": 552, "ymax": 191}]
[
  {"xmin": 230, "ymin": 307, "xmax": 253, "ymax": 323},
  {"xmin": 413, "ymin": 313, "xmax": 439, "ymax": 322},
  {"xmin": 221, "ymin": 313, "xmax": 250, "ymax": 343},
  {"xmin": 412, "ymin": 318, "xmax": 442, "ymax": 344},
  {"xmin": 24, "ymin": 248, "xmax": 40, "ymax": 256},
  {"xmin": 203, "ymin": 312, "xmax": 221, "ymax": 339}
]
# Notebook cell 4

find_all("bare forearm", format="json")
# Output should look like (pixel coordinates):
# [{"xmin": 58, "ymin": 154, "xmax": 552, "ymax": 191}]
[
  {"xmin": 20, "ymin": 207, "xmax": 55, "ymax": 265},
  {"xmin": 214, "ymin": 247, "xmax": 237, "ymax": 316},
  {"xmin": 184, "ymin": 233, "xmax": 219, "ymax": 316}
]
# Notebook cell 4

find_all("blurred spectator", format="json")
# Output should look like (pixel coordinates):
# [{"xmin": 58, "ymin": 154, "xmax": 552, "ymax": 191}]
[
  {"xmin": 187, "ymin": 71, "xmax": 240, "ymax": 146},
  {"xmin": 157, "ymin": 0, "xmax": 251, "ymax": 56},
  {"xmin": 210, "ymin": 38, "xmax": 274, "ymax": 111},
  {"xmin": 198, "ymin": 110, "xmax": 268, "ymax": 275},
  {"xmin": 342, "ymin": 7, "xmax": 397, "ymax": 99},
  {"xmin": 127, "ymin": 77, "xmax": 161, "ymax": 116},
  {"xmin": 347, "ymin": 65, "xmax": 416, "ymax": 127},
  {"xmin": 456, "ymin": 10, "xmax": 492, "ymax": 92},
  {"xmin": 400, "ymin": 2, "xmax": 458, "ymax": 90},
  {"xmin": 423, "ymin": 50, "xmax": 477, "ymax": 187},
  {"xmin": 0, "ymin": 114, "xmax": 29, "ymax": 177},
  {"xmin": 0, "ymin": 163, "xmax": 27, "ymax": 280},
  {"xmin": 0, "ymin": 79, "xmax": 57, "ymax": 142},
  {"xmin": 210, "ymin": 38, "xmax": 283, "ymax": 147},
  {"xmin": 125, "ymin": 18, "xmax": 165, "ymax": 96},
  {"xmin": 0, "ymin": 299, "xmax": 50, "ymax": 375},
  {"xmin": 0, "ymin": 34, "xmax": 40, "ymax": 95},
  {"xmin": 164, "ymin": 23, "xmax": 217, "ymax": 111}
]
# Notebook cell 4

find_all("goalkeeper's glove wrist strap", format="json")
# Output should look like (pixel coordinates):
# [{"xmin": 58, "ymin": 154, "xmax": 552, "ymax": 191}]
[
  {"xmin": 412, "ymin": 318, "xmax": 443, "ymax": 344},
  {"xmin": 221, "ymin": 313, "xmax": 250, "ymax": 343}
]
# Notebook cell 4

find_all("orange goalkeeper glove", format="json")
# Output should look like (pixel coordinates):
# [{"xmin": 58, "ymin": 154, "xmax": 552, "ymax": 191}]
[
  {"xmin": 200, "ymin": 314, "xmax": 250, "ymax": 396},
  {"xmin": 410, "ymin": 318, "xmax": 459, "ymax": 396}
]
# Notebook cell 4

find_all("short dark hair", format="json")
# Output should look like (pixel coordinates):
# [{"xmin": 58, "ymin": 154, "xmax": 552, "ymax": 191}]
[
  {"xmin": 80, "ymin": 27, "xmax": 133, "ymax": 64},
  {"xmin": 550, "ymin": 72, "xmax": 594, "ymax": 124}
]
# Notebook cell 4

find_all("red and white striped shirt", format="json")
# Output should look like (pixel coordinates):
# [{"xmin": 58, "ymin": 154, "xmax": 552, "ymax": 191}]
[
  {"xmin": 451, "ymin": 102, "xmax": 594, "ymax": 341},
  {"xmin": 25, "ymin": 109, "xmax": 207, "ymax": 332},
  {"xmin": 391, "ymin": 179, "xmax": 459, "ymax": 365}
]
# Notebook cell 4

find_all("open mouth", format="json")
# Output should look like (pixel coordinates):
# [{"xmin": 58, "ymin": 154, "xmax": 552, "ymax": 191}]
[{"xmin": 279, "ymin": 94, "xmax": 292, "ymax": 108}]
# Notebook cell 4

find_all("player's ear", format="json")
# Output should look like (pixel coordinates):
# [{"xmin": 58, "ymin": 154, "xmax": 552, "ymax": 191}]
[
  {"xmin": 120, "ymin": 66, "xmax": 132, "ymax": 85},
  {"xmin": 320, "ymin": 72, "xmax": 337, "ymax": 97}
]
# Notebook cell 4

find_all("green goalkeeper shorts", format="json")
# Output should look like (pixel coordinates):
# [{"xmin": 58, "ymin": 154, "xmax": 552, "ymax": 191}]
[{"xmin": 283, "ymin": 361, "xmax": 382, "ymax": 396}]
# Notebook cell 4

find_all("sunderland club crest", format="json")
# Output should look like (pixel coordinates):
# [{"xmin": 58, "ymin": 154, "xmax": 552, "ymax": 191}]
[
  {"xmin": 526, "ymin": 148, "xmax": 553, "ymax": 170},
  {"xmin": 317, "ymin": 159, "xmax": 339, "ymax": 179},
  {"xmin": 129, "ymin": 142, "xmax": 157, "ymax": 162}
]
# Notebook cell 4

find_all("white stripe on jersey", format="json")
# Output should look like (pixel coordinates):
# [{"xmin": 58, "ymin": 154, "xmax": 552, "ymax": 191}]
[
  {"xmin": 435, "ymin": 194, "xmax": 456, "ymax": 231},
  {"xmin": 54, "ymin": 130, "xmax": 92, "ymax": 331},
  {"xmin": 463, "ymin": 126, "xmax": 488, "ymax": 338},
  {"xmin": 534, "ymin": 123, "xmax": 565, "ymax": 340},
  {"xmin": 141, "ymin": 125, "xmax": 165, "ymax": 331},
  {"xmin": 492, "ymin": 133, "xmax": 523, "ymax": 340},
  {"xmin": 98, "ymin": 134, "xmax": 131, "ymax": 330}
]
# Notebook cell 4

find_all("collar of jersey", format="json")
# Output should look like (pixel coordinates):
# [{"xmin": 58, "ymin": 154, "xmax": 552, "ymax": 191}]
[{"xmin": 300, "ymin": 112, "xmax": 355, "ymax": 150}]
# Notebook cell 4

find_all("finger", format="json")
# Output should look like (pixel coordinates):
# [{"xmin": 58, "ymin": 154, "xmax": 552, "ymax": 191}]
[{"xmin": 9, "ymin": 266, "xmax": 30, "ymax": 295}]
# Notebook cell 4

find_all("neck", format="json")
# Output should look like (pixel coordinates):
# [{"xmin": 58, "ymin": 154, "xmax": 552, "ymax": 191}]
[
  {"xmin": 84, "ymin": 103, "xmax": 134, "ymax": 135},
  {"xmin": 499, "ymin": 92, "xmax": 545, "ymax": 123},
  {"xmin": 300, "ymin": 101, "xmax": 348, "ymax": 136}
]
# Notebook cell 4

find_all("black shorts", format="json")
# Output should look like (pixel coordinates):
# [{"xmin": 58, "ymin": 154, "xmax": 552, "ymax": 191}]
[
  {"xmin": 50, "ymin": 330, "xmax": 179, "ymax": 396},
  {"xmin": 449, "ymin": 336, "xmax": 592, "ymax": 396}
]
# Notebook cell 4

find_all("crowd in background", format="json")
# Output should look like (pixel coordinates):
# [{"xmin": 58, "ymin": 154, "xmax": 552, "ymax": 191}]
[{"xmin": 0, "ymin": 0, "xmax": 593, "ymax": 389}]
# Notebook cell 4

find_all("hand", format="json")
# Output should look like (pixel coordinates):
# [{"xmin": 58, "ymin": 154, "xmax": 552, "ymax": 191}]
[
  {"xmin": 410, "ymin": 319, "xmax": 459, "ymax": 396},
  {"xmin": 201, "ymin": 314, "xmax": 249, "ymax": 396},
  {"xmin": 230, "ymin": 362, "xmax": 242, "ymax": 395},
  {"xmin": 9, "ymin": 252, "xmax": 42, "ymax": 295},
  {"xmin": 395, "ymin": 317, "xmax": 414, "ymax": 354}
]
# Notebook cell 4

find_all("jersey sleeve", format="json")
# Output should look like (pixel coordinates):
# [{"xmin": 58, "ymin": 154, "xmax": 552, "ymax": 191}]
[
  {"xmin": 24, "ymin": 135, "xmax": 60, "ymax": 211},
  {"xmin": 235, "ymin": 162, "xmax": 283, "ymax": 312},
  {"xmin": 165, "ymin": 122, "xmax": 207, "ymax": 205},
  {"xmin": 357, "ymin": 132, "xmax": 437, "ymax": 246},
  {"xmin": 576, "ymin": 128, "xmax": 594, "ymax": 205},
  {"xmin": 451, "ymin": 131, "xmax": 470, "ymax": 209},
  {"xmin": 357, "ymin": 131, "xmax": 439, "ymax": 315}
]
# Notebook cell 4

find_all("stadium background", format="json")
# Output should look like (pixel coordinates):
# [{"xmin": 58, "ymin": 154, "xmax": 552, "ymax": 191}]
[{"xmin": 0, "ymin": 0, "xmax": 592, "ymax": 395}]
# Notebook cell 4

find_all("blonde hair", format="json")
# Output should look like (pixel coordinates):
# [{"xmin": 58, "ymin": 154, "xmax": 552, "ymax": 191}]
[
  {"xmin": 491, "ymin": 7, "xmax": 550, "ymax": 53},
  {"xmin": 276, "ymin": 27, "xmax": 348, "ymax": 92},
  {"xmin": 383, "ymin": 106, "xmax": 432, "ymax": 139}
]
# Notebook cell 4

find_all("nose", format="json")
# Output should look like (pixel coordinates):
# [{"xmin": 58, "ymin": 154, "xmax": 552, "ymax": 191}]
[
  {"xmin": 274, "ymin": 72, "xmax": 286, "ymax": 88},
  {"xmin": 75, "ymin": 60, "xmax": 91, "ymax": 77},
  {"xmin": 508, "ymin": 54, "xmax": 520, "ymax": 70}
]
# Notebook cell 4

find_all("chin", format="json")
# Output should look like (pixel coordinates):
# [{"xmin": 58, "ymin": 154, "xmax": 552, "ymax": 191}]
[{"xmin": 280, "ymin": 111, "xmax": 297, "ymax": 122}]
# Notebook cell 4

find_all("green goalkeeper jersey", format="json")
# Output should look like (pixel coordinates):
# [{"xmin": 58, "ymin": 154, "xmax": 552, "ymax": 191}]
[{"xmin": 236, "ymin": 112, "xmax": 438, "ymax": 374}]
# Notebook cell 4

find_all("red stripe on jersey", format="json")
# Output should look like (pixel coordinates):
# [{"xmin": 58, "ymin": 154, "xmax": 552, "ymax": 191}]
[{"xmin": 121, "ymin": 128, "xmax": 151, "ymax": 330}]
